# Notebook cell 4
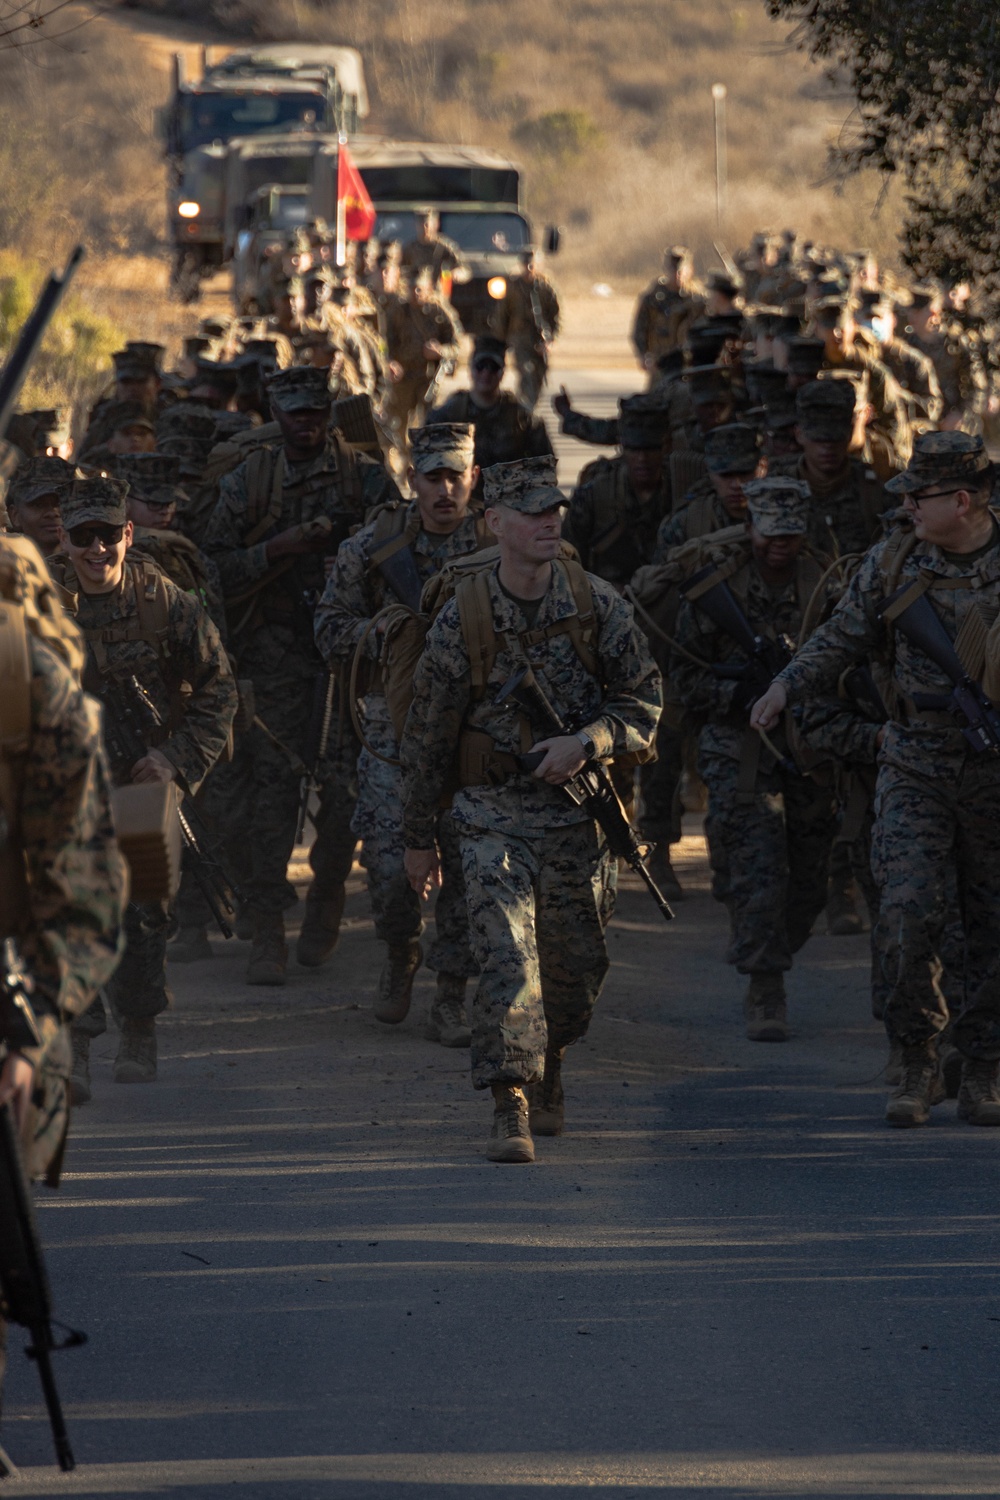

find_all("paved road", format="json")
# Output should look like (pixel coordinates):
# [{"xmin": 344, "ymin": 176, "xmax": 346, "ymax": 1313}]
[
  {"xmin": 4, "ymin": 820, "xmax": 999, "ymax": 1498},
  {"xmin": 5, "ymin": 321, "xmax": 999, "ymax": 1496}
]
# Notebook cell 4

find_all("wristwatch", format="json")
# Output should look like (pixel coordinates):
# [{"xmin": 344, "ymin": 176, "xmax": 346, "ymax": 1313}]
[{"xmin": 575, "ymin": 730, "xmax": 598, "ymax": 761}]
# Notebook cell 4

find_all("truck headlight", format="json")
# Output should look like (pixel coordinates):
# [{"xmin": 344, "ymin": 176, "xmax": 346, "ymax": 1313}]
[
  {"xmin": 178, "ymin": 201, "xmax": 201, "ymax": 219},
  {"xmin": 487, "ymin": 276, "xmax": 507, "ymax": 300}
]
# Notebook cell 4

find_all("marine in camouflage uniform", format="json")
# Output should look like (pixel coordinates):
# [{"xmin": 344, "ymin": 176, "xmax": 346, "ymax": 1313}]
[
  {"xmin": 632, "ymin": 247, "xmax": 705, "ymax": 384},
  {"xmin": 906, "ymin": 288, "xmax": 989, "ymax": 431},
  {"xmin": 315, "ymin": 425, "xmax": 487, "ymax": 1044},
  {"xmin": 764, "ymin": 433, "xmax": 1000, "ymax": 1127},
  {"xmin": 554, "ymin": 367, "xmax": 694, "ymax": 453},
  {"xmin": 4, "ymin": 456, "xmax": 74, "ymax": 559},
  {"xmin": 400, "ymin": 211, "xmax": 464, "ymax": 292},
  {"xmin": 400, "ymin": 455, "xmax": 661, "ymax": 1162},
  {"xmin": 635, "ymin": 423, "xmax": 765, "ymax": 896},
  {"xmin": 811, "ymin": 294, "xmax": 911, "ymax": 473},
  {"xmin": 49, "ymin": 476, "xmax": 236, "ymax": 1091},
  {"xmin": 428, "ymin": 336, "xmax": 553, "ymax": 491},
  {"xmin": 203, "ymin": 366, "xmax": 401, "ymax": 984},
  {"xmin": 670, "ymin": 478, "xmax": 839, "ymax": 1041},
  {"xmin": 382, "ymin": 275, "xmax": 463, "ymax": 450},
  {"xmin": 0, "ymin": 534, "xmax": 127, "ymax": 1422},
  {"xmin": 494, "ymin": 250, "xmax": 561, "ymax": 412},
  {"xmin": 770, "ymin": 380, "xmax": 891, "ymax": 562}
]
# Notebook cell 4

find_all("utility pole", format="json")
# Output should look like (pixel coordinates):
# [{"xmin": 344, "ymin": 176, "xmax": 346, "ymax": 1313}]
[{"xmin": 712, "ymin": 83, "xmax": 728, "ymax": 237}]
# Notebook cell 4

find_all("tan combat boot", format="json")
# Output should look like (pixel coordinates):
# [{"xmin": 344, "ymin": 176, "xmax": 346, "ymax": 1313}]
[
  {"xmin": 744, "ymin": 974, "xmax": 789, "ymax": 1042},
  {"xmin": 373, "ymin": 940, "xmax": 422, "ymax": 1024},
  {"xmin": 486, "ymin": 1083, "xmax": 534, "ymax": 1163},
  {"xmin": 529, "ymin": 1047, "xmax": 566, "ymax": 1136},
  {"xmin": 424, "ymin": 974, "xmax": 471, "ymax": 1047},
  {"xmin": 114, "ymin": 1018, "xmax": 157, "ymax": 1084},
  {"xmin": 885, "ymin": 1043, "xmax": 945, "ymax": 1127},
  {"xmin": 296, "ymin": 885, "xmax": 346, "ymax": 968},
  {"xmin": 246, "ymin": 916, "xmax": 288, "ymax": 986},
  {"xmin": 70, "ymin": 1028, "xmax": 92, "ymax": 1106},
  {"xmin": 957, "ymin": 1059, "xmax": 1000, "ymax": 1126},
  {"xmin": 168, "ymin": 926, "xmax": 213, "ymax": 963}
]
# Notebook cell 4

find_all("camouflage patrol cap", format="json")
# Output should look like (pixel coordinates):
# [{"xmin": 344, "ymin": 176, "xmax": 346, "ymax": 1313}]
[
  {"xmin": 885, "ymin": 431, "xmax": 993, "ymax": 495},
  {"xmin": 183, "ymin": 335, "xmax": 211, "ymax": 359},
  {"xmin": 743, "ymin": 477, "xmax": 811, "ymax": 537},
  {"xmin": 707, "ymin": 271, "xmax": 742, "ymax": 299},
  {"xmin": 744, "ymin": 364, "xmax": 791, "ymax": 406},
  {"xmin": 681, "ymin": 365, "xmax": 733, "ymax": 407},
  {"xmin": 619, "ymin": 393, "xmax": 671, "ymax": 450},
  {"xmin": 114, "ymin": 453, "xmax": 181, "ymax": 499},
  {"xmin": 157, "ymin": 434, "xmax": 214, "ymax": 477},
  {"xmin": 472, "ymin": 335, "xmax": 507, "ymax": 367},
  {"xmin": 796, "ymin": 378, "xmax": 856, "ymax": 438},
  {"xmin": 408, "ymin": 423, "xmax": 475, "ymax": 474},
  {"xmin": 704, "ymin": 423, "xmax": 762, "ymax": 474},
  {"xmin": 482, "ymin": 455, "xmax": 563, "ymax": 513},
  {"xmin": 7, "ymin": 455, "xmax": 75, "ymax": 506},
  {"xmin": 686, "ymin": 320, "xmax": 729, "ymax": 366},
  {"xmin": 105, "ymin": 400, "xmax": 155, "ymax": 435},
  {"xmin": 112, "ymin": 348, "xmax": 158, "ymax": 382},
  {"xmin": 60, "ymin": 473, "xmax": 129, "ymax": 530},
  {"xmin": 266, "ymin": 365, "xmax": 332, "ymax": 412},
  {"xmin": 125, "ymin": 341, "xmax": 165, "ymax": 373},
  {"xmin": 785, "ymin": 336, "xmax": 826, "ymax": 377},
  {"xmin": 191, "ymin": 357, "xmax": 241, "ymax": 396},
  {"xmin": 155, "ymin": 403, "xmax": 218, "ymax": 444}
]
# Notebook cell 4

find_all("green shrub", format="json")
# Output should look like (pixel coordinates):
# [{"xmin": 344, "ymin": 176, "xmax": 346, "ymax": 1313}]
[{"xmin": 0, "ymin": 253, "xmax": 124, "ymax": 413}]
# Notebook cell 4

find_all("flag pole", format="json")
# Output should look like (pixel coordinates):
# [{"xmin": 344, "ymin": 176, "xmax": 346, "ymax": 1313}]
[{"xmin": 336, "ymin": 133, "xmax": 347, "ymax": 268}]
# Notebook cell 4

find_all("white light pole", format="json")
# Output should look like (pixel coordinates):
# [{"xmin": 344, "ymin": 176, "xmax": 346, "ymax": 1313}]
[{"xmin": 712, "ymin": 83, "xmax": 728, "ymax": 237}]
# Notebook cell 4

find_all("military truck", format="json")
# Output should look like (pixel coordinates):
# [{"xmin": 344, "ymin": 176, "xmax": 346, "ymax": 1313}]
[
  {"xmin": 160, "ymin": 44, "xmax": 367, "ymax": 301},
  {"xmin": 222, "ymin": 132, "xmax": 336, "ymax": 262},
  {"xmin": 312, "ymin": 139, "xmax": 558, "ymax": 335}
]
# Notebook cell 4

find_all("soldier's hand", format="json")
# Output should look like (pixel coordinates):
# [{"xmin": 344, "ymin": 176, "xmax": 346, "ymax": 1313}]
[
  {"xmin": 387, "ymin": 361, "xmax": 404, "ymax": 382},
  {"xmin": 0, "ymin": 1052, "xmax": 35, "ymax": 1132},
  {"xmin": 405, "ymin": 848, "xmax": 441, "ymax": 900},
  {"xmin": 267, "ymin": 519, "xmax": 334, "ymax": 560},
  {"xmin": 750, "ymin": 682, "xmax": 788, "ymax": 732},
  {"xmin": 132, "ymin": 749, "xmax": 178, "ymax": 785},
  {"xmin": 551, "ymin": 385, "xmax": 572, "ymax": 419},
  {"xmin": 530, "ymin": 735, "xmax": 588, "ymax": 785},
  {"xmin": 423, "ymin": 341, "xmax": 444, "ymax": 360}
]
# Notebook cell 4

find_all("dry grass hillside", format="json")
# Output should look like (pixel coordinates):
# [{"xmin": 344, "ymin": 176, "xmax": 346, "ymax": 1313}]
[{"xmin": 0, "ymin": 0, "xmax": 903, "ymax": 299}]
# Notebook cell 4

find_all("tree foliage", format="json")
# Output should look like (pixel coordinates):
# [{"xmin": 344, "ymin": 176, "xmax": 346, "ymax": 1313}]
[{"xmin": 766, "ymin": 2, "xmax": 1000, "ymax": 308}]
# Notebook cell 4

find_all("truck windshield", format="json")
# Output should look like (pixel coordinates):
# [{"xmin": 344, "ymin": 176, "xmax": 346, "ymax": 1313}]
[
  {"xmin": 180, "ymin": 92, "xmax": 325, "ymax": 150},
  {"xmin": 374, "ymin": 211, "xmax": 530, "ymax": 255}
]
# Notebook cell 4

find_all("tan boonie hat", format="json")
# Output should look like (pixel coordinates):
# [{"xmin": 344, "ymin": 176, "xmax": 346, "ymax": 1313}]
[
  {"xmin": 7, "ymin": 455, "xmax": 75, "ymax": 506},
  {"xmin": 409, "ymin": 423, "xmax": 475, "ymax": 474},
  {"xmin": 885, "ymin": 431, "xmax": 993, "ymax": 495},
  {"xmin": 743, "ymin": 477, "xmax": 811, "ymax": 536},
  {"xmin": 267, "ymin": 365, "xmax": 332, "ymax": 412},
  {"xmin": 482, "ymin": 455, "xmax": 563, "ymax": 513},
  {"xmin": 60, "ymin": 474, "xmax": 129, "ymax": 530}
]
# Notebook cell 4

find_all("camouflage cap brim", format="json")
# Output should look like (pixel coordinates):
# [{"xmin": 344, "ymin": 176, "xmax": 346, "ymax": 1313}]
[{"xmin": 498, "ymin": 483, "xmax": 568, "ymax": 515}]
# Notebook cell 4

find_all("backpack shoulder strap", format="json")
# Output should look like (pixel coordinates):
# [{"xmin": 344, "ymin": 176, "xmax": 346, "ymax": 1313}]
[
  {"xmin": 243, "ymin": 446, "xmax": 284, "ymax": 546},
  {"xmin": 330, "ymin": 429, "xmax": 362, "ymax": 511},
  {"xmin": 0, "ymin": 589, "xmax": 32, "ymax": 933},
  {"xmin": 557, "ymin": 558, "xmax": 600, "ymax": 677},
  {"xmin": 130, "ymin": 559, "xmax": 173, "ymax": 663},
  {"xmin": 368, "ymin": 503, "xmax": 421, "ymax": 571},
  {"xmin": 455, "ymin": 567, "xmax": 498, "ymax": 698}
]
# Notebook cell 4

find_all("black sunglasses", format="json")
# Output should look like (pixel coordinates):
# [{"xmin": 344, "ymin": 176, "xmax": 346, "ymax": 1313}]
[{"xmin": 68, "ymin": 523, "xmax": 124, "ymax": 548}]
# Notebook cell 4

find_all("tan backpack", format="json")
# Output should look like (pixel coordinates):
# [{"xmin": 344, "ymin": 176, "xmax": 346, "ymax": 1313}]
[
  {"xmin": 351, "ymin": 544, "xmax": 600, "ymax": 762},
  {"xmin": 0, "ymin": 536, "xmax": 86, "ymax": 935}
]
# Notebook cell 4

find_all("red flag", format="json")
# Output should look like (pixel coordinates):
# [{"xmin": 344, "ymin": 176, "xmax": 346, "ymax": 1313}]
[{"xmin": 337, "ymin": 144, "xmax": 376, "ymax": 241}]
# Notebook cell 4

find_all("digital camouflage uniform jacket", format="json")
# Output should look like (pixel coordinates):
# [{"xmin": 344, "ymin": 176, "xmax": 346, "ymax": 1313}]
[
  {"xmin": 204, "ymin": 437, "xmax": 400, "ymax": 637},
  {"xmin": 653, "ymin": 484, "xmax": 731, "ymax": 561},
  {"xmin": 49, "ymin": 555, "xmax": 237, "ymax": 794},
  {"xmin": 670, "ymin": 540, "xmax": 833, "ymax": 765},
  {"xmin": 564, "ymin": 456, "xmax": 672, "ymax": 589},
  {"xmin": 777, "ymin": 527, "xmax": 1000, "ymax": 781},
  {"xmin": 314, "ymin": 503, "xmax": 486, "ymax": 670},
  {"xmin": 401, "ymin": 563, "xmax": 661, "ymax": 845}
]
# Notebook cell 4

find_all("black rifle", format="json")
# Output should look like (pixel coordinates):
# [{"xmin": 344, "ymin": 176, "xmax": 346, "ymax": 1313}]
[
  {"xmin": 680, "ymin": 561, "xmax": 795, "ymax": 704},
  {"xmin": 295, "ymin": 669, "xmax": 336, "ymax": 846},
  {"xmin": 0, "ymin": 944, "xmax": 85, "ymax": 1473},
  {"xmin": 0, "ymin": 247, "xmax": 84, "ymax": 440},
  {"xmin": 494, "ymin": 666, "xmax": 675, "ymax": 923},
  {"xmin": 878, "ymin": 583, "xmax": 1000, "ymax": 754},
  {"xmin": 98, "ymin": 675, "xmax": 245, "ymax": 936}
]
